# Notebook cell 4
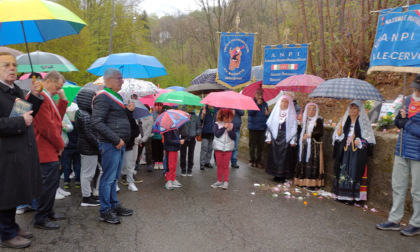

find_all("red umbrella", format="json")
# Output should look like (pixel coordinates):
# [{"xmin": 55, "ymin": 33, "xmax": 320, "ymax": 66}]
[
  {"xmin": 275, "ymin": 74, "xmax": 325, "ymax": 93},
  {"xmin": 242, "ymin": 81, "xmax": 281, "ymax": 102},
  {"xmin": 200, "ymin": 91, "xmax": 259, "ymax": 110}
]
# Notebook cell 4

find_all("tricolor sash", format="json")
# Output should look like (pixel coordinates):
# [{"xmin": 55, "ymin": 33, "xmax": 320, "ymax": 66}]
[{"xmin": 97, "ymin": 89, "xmax": 125, "ymax": 108}]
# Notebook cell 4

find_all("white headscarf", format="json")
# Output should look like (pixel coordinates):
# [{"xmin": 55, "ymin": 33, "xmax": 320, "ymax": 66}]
[
  {"xmin": 299, "ymin": 103, "xmax": 319, "ymax": 162},
  {"xmin": 266, "ymin": 95, "xmax": 297, "ymax": 142},
  {"xmin": 332, "ymin": 100, "xmax": 376, "ymax": 145}
]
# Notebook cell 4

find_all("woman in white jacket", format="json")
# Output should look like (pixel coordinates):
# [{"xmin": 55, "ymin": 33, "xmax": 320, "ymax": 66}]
[{"xmin": 210, "ymin": 108, "xmax": 236, "ymax": 190}]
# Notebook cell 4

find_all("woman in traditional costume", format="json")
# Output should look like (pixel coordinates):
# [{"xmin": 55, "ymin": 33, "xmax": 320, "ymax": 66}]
[
  {"xmin": 332, "ymin": 100, "xmax": 375, "ymax": 202},
  {"xmin": 294, "ymin": 103, "xmax": 324, "ymax": 189},
  {"xmin": 265, "ymin": 95, "xmax": 298, "ymax": 182}
]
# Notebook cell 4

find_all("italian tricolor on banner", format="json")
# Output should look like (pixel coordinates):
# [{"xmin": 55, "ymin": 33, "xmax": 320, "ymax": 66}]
[{"xmin": 271, "ymin": 64, "xmax": 298, "ymax": 70}]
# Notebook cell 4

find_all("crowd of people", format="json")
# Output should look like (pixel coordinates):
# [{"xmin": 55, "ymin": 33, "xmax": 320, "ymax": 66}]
[{"xmin": 1, "ymin": 51, "xmax": 420, "ymax": 248}]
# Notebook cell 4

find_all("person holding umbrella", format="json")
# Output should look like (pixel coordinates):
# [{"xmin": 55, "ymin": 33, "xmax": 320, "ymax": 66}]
[
  {"xmin": 153, "ymin": 110, "xmax": 190, "ymax": 189},
  {"xmin": 332, "ymin": 101, "xmax": 375, "ymax": 203},
  {"xmin": 0, "ymin": 52, "xmax": 43, "ymax": 249},
  {"xmin": 210, "ymin": 108, "xmax": 237, "ymax": 190}
]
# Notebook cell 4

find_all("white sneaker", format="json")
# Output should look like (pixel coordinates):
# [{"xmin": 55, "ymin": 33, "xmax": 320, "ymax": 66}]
[
  {"xmin": 69, "ymin": 172, "xmax": 75, "ymax": 179},
  {"xmin": 172, "ymin": 180, "xmax": 182, "ymax": 188},
  {"xmin": 92, "ymin": 188, "xmax": 99, "ymax": 196},
  {"xmin": 165, "ymin": 181, "xmax": 174, "ymax": 190},
  {"xmin": 57, "ymin": 187, "xmax": 71, "ymax": 197},
  {"xmin": 128, "ymin": 183, "xmax": 138, "ymax": 192},
  {"xmin": 154, "ymin": 163, "xmax": 159, "ymax": 170},
  {"xmin": 221, "ymin": 181, "xmax": 229, "ymax": 190},
  {"xmin": 139, "ymin": 160, "xmax": 147, "ymax": 165},
  {"xmin": 211, "ymin": 181, "xmax": 223, "ymax": 188},
  {"xmin": 55, "ymin": 190, "xmax": 65, "ymax": 200},
  {"xmin": 16, "ymin": 206, "xmax": 29, "ymax": 215},
  {"xmin": 181, "ymin": 172, "xmax": 187, "ymax": 177},
  {"xmin": 133, "ymin": 170, "xmax": 137, "ymax": 175},
  {"xmin": 159, "ymin": 163, "xmax": 164, "ymax": 170},
  {"xmin": 116, "ymin": 184, "xmax": 120, "ymax": 192}
]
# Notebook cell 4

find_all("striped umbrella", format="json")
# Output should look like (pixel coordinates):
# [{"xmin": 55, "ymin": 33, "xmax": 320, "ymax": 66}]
[{"xmin": 308, "ymin": 78, "xmax": 384, "ymax": 101}]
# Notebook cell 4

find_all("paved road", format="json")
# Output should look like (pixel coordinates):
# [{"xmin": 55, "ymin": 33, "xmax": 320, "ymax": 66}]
[{"xmin": 11, "ymin": 143, "xmax": 420, "ymax": 251}]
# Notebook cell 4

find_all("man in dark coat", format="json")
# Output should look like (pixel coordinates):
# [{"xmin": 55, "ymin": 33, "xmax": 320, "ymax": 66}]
[
  {"xmin": 92, "ymin": 68, "xmax": 135, "ymax": 224},
  {"xmin": 0, "ymin": 52, "xmax": 44, "ymax": 248}
]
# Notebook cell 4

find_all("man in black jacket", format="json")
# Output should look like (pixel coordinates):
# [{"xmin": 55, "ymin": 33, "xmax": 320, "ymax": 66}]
[
  {"xmin": 180, "ymin": 105, "xmax": 201, "ymax": 176},
  {"xmin": 91, "ymin": 68, "xmax": 135, "ymax": 224},
  {"xmin": 0, "ymin": 52, "xmax": 44, "ymax": 248},
  {"xmin": 75, "ymin": 89, "xmax": 100, "ymax": 207}
]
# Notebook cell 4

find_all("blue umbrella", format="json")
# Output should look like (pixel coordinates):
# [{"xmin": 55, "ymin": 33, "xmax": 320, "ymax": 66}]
[
  {"xmin": 308, "ymin": 78, "xmax": 384, "ymax": 101},
  {"xmin": 87, "ymin": 53, "xmax": 167, "ymax": 79},
  {"xmin": 166, "ymin": 86, "xmax": 185, "ymax": 91}
]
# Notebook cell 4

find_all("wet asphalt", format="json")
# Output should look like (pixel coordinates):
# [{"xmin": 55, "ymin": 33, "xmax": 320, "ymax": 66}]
[{"xmin": 10, "ymin": 143, "xmax": 420, "ymax": 251}]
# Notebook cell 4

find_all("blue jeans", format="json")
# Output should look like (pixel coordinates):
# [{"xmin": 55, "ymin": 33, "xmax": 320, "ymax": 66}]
[
  {"xmin": 231, "ymin": 130, "xmax": 240, "ymax": 164},
  {"xmin": 61, "ymin": 148, "xmax": 81, "ymax": 183},
  {"xmin": 99, "ymin": 142, "xmax": 125, "ymax": 214}
]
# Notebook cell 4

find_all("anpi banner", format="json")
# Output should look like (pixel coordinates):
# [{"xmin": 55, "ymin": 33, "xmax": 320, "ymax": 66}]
[
  {"xmin": 263, "ymin": 44, "xmax": 308, "ymax": 87},
  {"xmin": 368, "ymin": 4, "xmax": 420, "ymax": 74},
  {"xmin": 216, "ymin": 32, "xmax": 255, "ymax": 89}
]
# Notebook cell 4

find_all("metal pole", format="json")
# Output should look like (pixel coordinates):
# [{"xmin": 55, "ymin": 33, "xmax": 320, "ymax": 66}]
[
  {"xmin": 399, "ymin": 0, "xmax": 410, "ymax": 156},
  {"xmin": 109, "ymin": 0, "xmax": 115, "ymax": 55},
  {"xmin": 20, "ymin": 21, "xmax": 34, "ymax": 73}
]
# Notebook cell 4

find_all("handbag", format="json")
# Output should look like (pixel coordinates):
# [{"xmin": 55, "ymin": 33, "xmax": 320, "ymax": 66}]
[{"xmin": 196, "ymin": 115, "xmax": 205, "ymax": 142}]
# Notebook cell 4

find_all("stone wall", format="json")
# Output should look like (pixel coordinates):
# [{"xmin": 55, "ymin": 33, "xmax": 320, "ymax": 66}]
[{"xmin": 237, "ymin": 116, "xmax": 413, "ymax": 212}]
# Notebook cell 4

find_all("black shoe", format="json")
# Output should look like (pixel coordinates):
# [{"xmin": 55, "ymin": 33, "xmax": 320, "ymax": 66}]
[
  {"xmin": 99, "ymin": 209, "xmax": 121, "ymax": 224},
  {"xmin": 200, "ymin": 166, "xmax": 205, "ymax": 170},
  {"xmin": 231, "ymin": 163, "xmax": 239, "ymax": 168},
  {"xmin": 205, "ymin": 163, "xmax": 213, "ymax": 168},
  {"xmin": 49, "ymin": 213, "xmax": 66, "ymax": 221},
  {"xmin": 34, "ymin": 220, "xmax": 60, "ymax": 230},
  {"xmin": 91, "ymin": 195, "xmax": 99, "ymax": 201},
  {"xmin": 112, "ymin": 204, "xmax": 133, "ymax": 216},
  {"xmin": 273, "ymin": 177, "xmax": 286, "ymax": 183},
  {"xmin": 81, "ymin": 196, "xmax": 100, "ymax": 207}
]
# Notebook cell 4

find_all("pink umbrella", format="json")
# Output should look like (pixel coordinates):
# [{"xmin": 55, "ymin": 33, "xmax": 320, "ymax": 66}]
[
  {"xmin": 275, "ymin": 74, "xmax": 325, "ymax": 93},
  {"xmin": 200, "ymin": 91, "xmax": 259, "ymax": 110},
  {"xmin": 19, "ymin": 72, "xmax": 47, "ymax": 80},
  {"xmin": 242, "ymin": 81, "xmax": 281, "ymax": 102},
  {"xmin": 139, "ymin": 88, "xmax": 173, "ymax": 107}
]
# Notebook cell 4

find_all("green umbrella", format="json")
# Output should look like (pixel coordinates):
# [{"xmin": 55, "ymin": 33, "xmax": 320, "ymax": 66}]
[
  {"xmin": 155, "ymin": 91, "xmax": 203, "ymax": 106},
  {"xmin": 53, "ymin": 85, "xmax": 81, "ymax": 106}
]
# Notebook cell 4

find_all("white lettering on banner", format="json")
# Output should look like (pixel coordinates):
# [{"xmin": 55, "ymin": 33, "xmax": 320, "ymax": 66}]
[
  {"xmin": 379, "ymin": 32, "xmax": 415, "ymax": 43},
  {"xmin": 374, "ymin": 51, "xmax": 420, "ymax": 60},
  {"xmin": 385, "ymin": 15, "xmax": 407, "ymax": 25}
]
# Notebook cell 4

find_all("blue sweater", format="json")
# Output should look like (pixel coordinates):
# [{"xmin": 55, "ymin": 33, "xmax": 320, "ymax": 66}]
[
  {"xmin": 247, "ymin": 99, "xmax": 268, "ymax": 131},
  {"xmin": 199, "ymin": 105, "xmax": 216, "ymax": 135},
  {"xmin": 395, "ymin": 95, "xmax": 420, "ymax": 161}
]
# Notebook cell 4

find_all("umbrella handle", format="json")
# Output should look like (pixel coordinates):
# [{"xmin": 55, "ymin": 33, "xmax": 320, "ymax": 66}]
[{"xmin": 20, "ymin": 21, "xmax": 34, "ymax": 73}]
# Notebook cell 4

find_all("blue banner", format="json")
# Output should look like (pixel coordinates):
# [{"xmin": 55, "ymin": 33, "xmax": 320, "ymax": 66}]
[
  {"xmin": 217, "ymin": 32, "xmax": 255, "ymax": 89},
  {"xmin": 368, "ymin": 5, "xmax": 420, "ymax": 73},
  {"xmin": 263, "ymin": 44, "xmax": 308, "ymax": 87}
]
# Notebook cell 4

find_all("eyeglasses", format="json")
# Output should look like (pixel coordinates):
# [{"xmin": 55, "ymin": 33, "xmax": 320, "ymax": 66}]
[
  {"xmin": 155, "ymin": 104, "xmax": 163, "ymax": 107},
  {"xmin": 0, "ymin": 62, "xmax": 17, "ymax": 68},
  {"xmin": 256, "ymin": 92, "xmax": 263, "ymax": 95}
]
